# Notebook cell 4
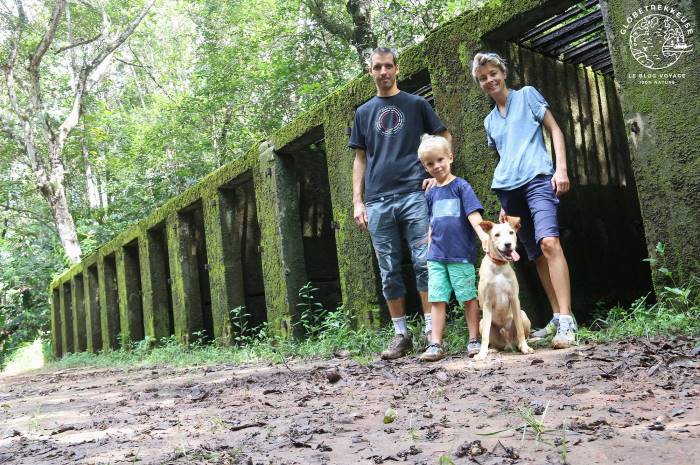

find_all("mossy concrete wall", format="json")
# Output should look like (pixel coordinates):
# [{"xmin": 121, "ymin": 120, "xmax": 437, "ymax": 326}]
[
  {"xmin": 49, "ymin": 0, "xmax": 696, "ymax": 356},
  {"xmin": 601, "ymin": 0, "xmax": 700, "ymax": 283}
]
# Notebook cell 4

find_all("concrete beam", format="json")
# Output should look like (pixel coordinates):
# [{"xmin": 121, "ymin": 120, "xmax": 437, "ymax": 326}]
[
  {"xmin": 59, "ymin": 282, "xmax": 74, "ymax": 354},
  {"xmin": 140, "ymin": 227, "xmax": 173, "ymax": 342},
  {"xmin": 167, "ymin": 212, "xmax": 204, "ymax": 345},
  {"xmin": 71, "ymin": 275, "xmax": 87, "ymax": 353},
  {"xmin": 255, "ymin": 141, "xmax": 308, "ymax": 337},
  {"xmin": 84, "ymin": 265, "xmax": 102, "ymax": 353},
  {"xmin": 50, "ymin": 288, "xmax": 62, "ymax": 358}
]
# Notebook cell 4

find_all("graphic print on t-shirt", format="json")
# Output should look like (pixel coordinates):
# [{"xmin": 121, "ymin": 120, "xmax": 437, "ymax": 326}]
[
  {"xmin": 433, "ymin": 199, "xmax": 460, "ymax": 218},
  {"xmin": 374, "ymin": 106, "xmax": 405, "ymax": 136}
]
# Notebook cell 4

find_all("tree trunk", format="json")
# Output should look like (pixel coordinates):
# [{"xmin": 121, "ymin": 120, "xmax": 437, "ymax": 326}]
[
  {"xmin": 82, "ymin": 135, "xmax": 102, "ymax": 210},
  {"xmin": 346, "ymin": 0, "xmax": 377, "ymax": 67},
  {"xmin": 44, "ymin": 185, "xmax": 82, "ymax": 264}
]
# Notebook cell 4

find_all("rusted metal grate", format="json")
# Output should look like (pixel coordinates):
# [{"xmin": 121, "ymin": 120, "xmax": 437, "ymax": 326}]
[
  {"xmin": 516, "ymin": 0, "xmax": 613, "ymax": 75},
  {"xmin": 413, "ymin": 83, "xmax": 435, "ymax": 106}
]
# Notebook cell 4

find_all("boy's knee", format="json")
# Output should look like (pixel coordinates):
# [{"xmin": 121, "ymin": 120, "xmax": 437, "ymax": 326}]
[{"xmin": 540, "ymin": 236, "xmax": 561, "ymax": 256}]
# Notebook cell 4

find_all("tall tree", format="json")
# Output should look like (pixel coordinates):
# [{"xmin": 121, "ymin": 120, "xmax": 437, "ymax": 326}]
[
  {"xmin": 303, "ymin": 0, "xmax": 377, "ymax": 66},
  {"xmin": 0, "ymin": 0, "xmax": 154, "ymax": 263}
]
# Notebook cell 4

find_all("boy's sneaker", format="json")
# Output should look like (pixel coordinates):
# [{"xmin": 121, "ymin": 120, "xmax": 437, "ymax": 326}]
[
  {"xmin": 419, "ymin": 343, "xmax": 445, "ymax": 362},
  {"xmin": 421, "ymin": 332, "xmax": 432, "ymax": 350},
  {"xmin": 531, "ymin": 317, "xmax": 559, "ymax": 339},
  {"xmin": 551, "ymin": 315, "xmax": 577, "ymax": 349},
  {"xmin": 381, "ymin": 333, "xmax": 413, "ymax": 360},
  {"xmin": 467, "ymin": 339, "xmax": 481, "ymax": 357}
]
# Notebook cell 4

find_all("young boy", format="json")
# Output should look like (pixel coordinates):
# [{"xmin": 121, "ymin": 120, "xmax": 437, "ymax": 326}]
[{"xmin": 418, "ymin": 134, "xmax": 489, "ymax": 362}]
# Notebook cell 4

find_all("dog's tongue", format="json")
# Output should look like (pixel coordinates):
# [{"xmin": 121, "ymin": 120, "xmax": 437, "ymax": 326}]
[{"xmin": 511, "ymin": 250, "xmax": 520, "ymax": 262}]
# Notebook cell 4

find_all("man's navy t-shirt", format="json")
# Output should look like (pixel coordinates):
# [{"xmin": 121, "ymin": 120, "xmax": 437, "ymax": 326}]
[
  {"xmin": 349, "ymin": 91, "xmax": 446, "ymax": 202},
  {"xmin": 426, "ymin": 177, "xmax": 483, "ymax": 264}
]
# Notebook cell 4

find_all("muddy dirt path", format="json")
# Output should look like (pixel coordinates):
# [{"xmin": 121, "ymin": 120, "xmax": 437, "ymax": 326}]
[{"xmin": 1, "ymin": 338, "xmax": 698, "ymax": 465}]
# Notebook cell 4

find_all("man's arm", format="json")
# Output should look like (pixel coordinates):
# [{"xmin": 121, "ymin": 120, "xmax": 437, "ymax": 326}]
[
  {"xmin": 353, "ymin": 149, "xmax": 368, "ymax": 230},
  {"xmin": 435, "ymin": 129, "xmax": 453, "ymax": 154}
]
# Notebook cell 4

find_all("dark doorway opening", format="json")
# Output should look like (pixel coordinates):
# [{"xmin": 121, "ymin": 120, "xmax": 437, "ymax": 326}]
[
  {"xmin": 103, "ymin": 254, "xmax": 120, "ymax": 349},
  {"xmin": 123, "ymin": 240, "xmax": 145, "ymax": 342}
]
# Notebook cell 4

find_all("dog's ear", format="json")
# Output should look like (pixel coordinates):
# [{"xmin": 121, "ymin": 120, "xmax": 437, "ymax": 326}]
[
  {"xmin": 505, "ymin": 216, "xmax": 521, "ymax": 231},
  {"xmin": 479, "ymin": 221, "xmax": 494, "ymax": 232}
]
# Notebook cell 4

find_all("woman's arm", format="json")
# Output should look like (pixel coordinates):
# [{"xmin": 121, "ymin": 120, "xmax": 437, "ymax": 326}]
[{"xmin": 542, "ymin": 110, "xmax": 569, "ymax": 196}]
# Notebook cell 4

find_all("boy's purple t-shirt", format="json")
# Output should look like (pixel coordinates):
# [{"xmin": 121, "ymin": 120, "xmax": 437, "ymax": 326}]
[{"xmin": 426, "ymin": 177, "xmax": 483, "ymax": 263}]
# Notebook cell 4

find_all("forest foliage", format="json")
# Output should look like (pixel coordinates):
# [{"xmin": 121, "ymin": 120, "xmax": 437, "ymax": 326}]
[{"xmin": 0, "ymin": 0, "xmax": 482, "ymax": 365}]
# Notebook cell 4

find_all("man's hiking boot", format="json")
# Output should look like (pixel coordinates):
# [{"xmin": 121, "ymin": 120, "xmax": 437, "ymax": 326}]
[
  {"xmin": 531, "ymin": 316, "xmax": 559, "ymax": 339},
  {"xmin": 381, "ymin": 333, "xmax": 413, "ymax": 360},
  {"xmin": 551, "ymin": 315, "xmax": 577, "ymax": 349},
  {"xmin": 419, "ymin": 343, "xmax": 445, "ymax": 362}
]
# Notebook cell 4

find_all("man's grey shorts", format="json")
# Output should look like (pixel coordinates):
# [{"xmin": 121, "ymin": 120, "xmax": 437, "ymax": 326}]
[{"xmin": 366, "ymin": 191, "xmax": 429, "ymax": 300}]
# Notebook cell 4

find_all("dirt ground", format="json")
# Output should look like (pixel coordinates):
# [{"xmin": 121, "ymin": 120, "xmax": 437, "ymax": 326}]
[{"xmin": 1, "ymin": 337, "xmax": 698, "ymax": 465}]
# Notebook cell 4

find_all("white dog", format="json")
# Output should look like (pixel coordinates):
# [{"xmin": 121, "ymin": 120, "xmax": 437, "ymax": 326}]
[{"xmin": 474, "ymin": 216, "xmax": 533, "ymax": 361}]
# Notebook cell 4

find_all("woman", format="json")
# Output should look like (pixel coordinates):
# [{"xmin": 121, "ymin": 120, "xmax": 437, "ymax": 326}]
[{"xmin": 471, "ymin": 52, "xmax": 576, "ymax": 349}]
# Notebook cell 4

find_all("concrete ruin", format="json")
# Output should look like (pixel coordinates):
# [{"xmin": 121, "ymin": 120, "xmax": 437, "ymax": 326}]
[{"xmin": 49, "ymin": 0, "xmax": 699, "ymax": 357}]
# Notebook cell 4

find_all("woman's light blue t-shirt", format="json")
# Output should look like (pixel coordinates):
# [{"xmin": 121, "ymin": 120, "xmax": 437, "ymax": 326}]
[{"xmin": 484, "ymin": 86, "xmax": 553, "ymax": 190}]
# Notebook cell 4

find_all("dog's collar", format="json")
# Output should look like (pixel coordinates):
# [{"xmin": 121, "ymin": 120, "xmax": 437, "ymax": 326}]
[{"xmin": 487, "ymin": 252, "xmax": 510, "ymax": 266}]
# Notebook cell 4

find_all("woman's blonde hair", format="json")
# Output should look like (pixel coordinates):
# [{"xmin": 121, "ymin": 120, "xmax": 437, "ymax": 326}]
[
  {"xmin": 417, "ymin": 134, "xmax": 451, "ymax": 161},
  {"xmin": 471, "ymin": 52, "xmax": 508, "ymax": 82}
]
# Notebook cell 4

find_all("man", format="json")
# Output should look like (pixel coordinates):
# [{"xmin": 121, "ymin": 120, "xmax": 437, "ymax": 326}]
[{"xmin": 349, "ymin": 47, "xmax": 452, "ymax": 359}]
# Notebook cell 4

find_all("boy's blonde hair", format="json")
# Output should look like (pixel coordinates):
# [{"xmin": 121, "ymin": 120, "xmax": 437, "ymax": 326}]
[
  {"xmin": 418, "ymin": 134, "xmax": 451, "ymax": 161},
  {"xmin": 471, "ymin": 52, "xmax": 508, "ymax": 82}
]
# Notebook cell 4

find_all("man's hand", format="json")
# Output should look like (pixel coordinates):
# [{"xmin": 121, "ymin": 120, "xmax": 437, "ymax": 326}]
[
  {"xmin": 498, "ymin": 208, "xmax": 507, "ymax": 223},
  {"xmin": 354, "ymin": 201, "xmax": 368, "ymax": 230},
  {"xmin": 422, "ymin": 178, "xmax": 437, "ymax": 191},
  {"xmin": 551, "ymin": 169, "xmax": 570, "ymax": 197}
]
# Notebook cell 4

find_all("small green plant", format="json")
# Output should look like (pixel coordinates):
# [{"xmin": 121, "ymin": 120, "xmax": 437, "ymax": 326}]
[
  {"xmin": 230, "ymin": 306, "xmax": 251, "ymax": 344},
  {"xmin": 515, "ymin": 403, "xmax": 549, "ymax": 443},
  {"xmin": 296, "ymin": 282, "xmax": 325, "ymax": 337},
  {"xmin": 479, "ymin": 402, "xmax": 566, "ymax": 446},
  {"xmin": 438, "ymin": 455, "xmax": 456, "ymax": 465},
  {"xmin": 560, "ymin": 422, "xmax": 568, "ymax": 464}
]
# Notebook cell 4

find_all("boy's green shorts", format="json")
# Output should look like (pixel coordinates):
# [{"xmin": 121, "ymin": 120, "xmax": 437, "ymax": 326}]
[{"xmin": 427, "ymin": 260, "xmax": 477, "ymax": 305}]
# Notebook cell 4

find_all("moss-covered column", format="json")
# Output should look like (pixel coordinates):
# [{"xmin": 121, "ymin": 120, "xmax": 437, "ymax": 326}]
[
  {"xmin": 59, "ymin": 281, "xmax": 73, "ymax": 354},
  {"xmin": 255, "ymin": 141, "xmax": 307, "ymax": 337},
  {"xmin": 166, "ymin": 212, "xmax": 204, "ymax": 344},
  {"xmin": 70, "ymin": 275, "xmax": 87, "ymax": 353},
  {"xmin": 202, "ymin": 190, "xmax": 242, "ymax": 344},
  {"xmin": 601, "ymin": 0, "xmax": 700, "ymax": 284},
  {"xmin": 117, "ymin": 246, "xmax": 145, "ymax": 345},
  {"xmin": 98, "ymin": 256, "xmax": 120, "ymax": 350},
  {"xmin": 50, "ymin": 288, "xmax": 62, "ymax": 358},
  {"xmin": 323, "ymin": 110, "xmax": 380, "ymax": 328},
  {"xmin": 139, "ymin": 229, "xmax": 172, "ymax": 342},
  {"xmin": 84, "ymin": 266, "xmax": 102, "ymax": 353}
]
